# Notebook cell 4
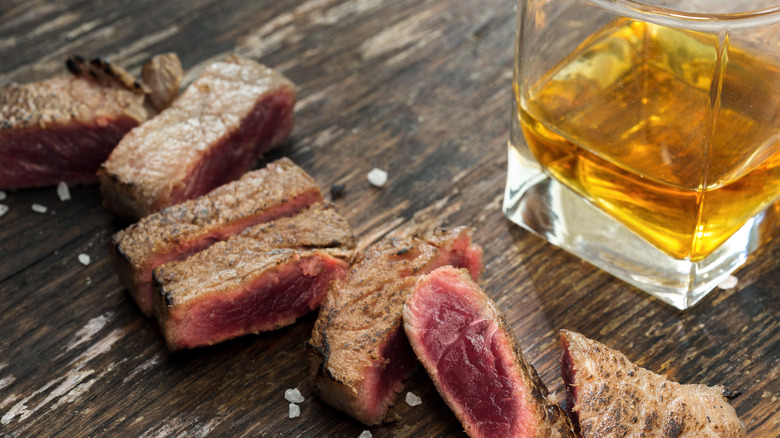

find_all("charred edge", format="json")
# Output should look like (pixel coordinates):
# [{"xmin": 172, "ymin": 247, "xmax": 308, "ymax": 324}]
[
  {"xmin": 663, "ymin": 416, "xmax": 684, "ymax": 438},
  {"xmin": 113, "ymin": 239, "xmax": 133, "ymax": 264},
  {"xmin": 315, "ymin": 314, "xmax": 334, "ymax": 378},
  {"xmin": 66, "ymin": 57, "xmax": 82, "ymax": 75},
  {"xmin": 396, "ymin": 247, "xmax": 411, "ymax": 256},
  {"xmin": 723, "ymin": 389, "xmax": 742, "ymax": 401},
  {"xmin": 133, "ymin": 81, "xmax": 142, "ymax": 90},
  {"xmin": 163, "ymin": 291, "xmax": 175, "ymax": 307}
]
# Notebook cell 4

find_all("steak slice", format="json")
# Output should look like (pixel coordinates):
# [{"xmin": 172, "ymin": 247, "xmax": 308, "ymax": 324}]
[
  {"xmin": 141, "ymin": 53, "xmax": 183, "ymax": 112},
  {"xmin": 156, "ymin": 248, "xmax": 349, "ymax": 350},
  {"xmin": 0, "ymin": 74, "xmax": 150, "ymax": 189},
  {"xmin": 560, "ymin": 330, "xmax": 745, "ymax": 438},
  {"xmin": 153, "ymin": 202, "xmax": 355, "ymax": 348},
  {"xmin": 404, "ymin": 266, "xmax": 576, "ymax": 438},
  {"xmin": 109, "ymin": 158, "xmax": 323, "ymax": 317},
  {"xmin": 0, "ymin": 54, "xmax": 182, "ymax": 190},
  {"xmin": 307, "ymin": 227, "xmax": 483, "ymax": 425},
  {"xmin": 99, "ymin": 55, "xmax": 297, "ymax": 220}
]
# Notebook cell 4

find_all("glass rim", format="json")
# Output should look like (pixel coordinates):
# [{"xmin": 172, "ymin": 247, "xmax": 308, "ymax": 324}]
[{"xmin": 587, "ymin": 0, "xmax": 780, "ymax": 30}]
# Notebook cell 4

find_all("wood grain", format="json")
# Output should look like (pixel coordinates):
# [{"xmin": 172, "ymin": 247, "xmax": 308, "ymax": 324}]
[{"xmin": 1, "ymin": 0, "xmax": 778, "ymax": 436}]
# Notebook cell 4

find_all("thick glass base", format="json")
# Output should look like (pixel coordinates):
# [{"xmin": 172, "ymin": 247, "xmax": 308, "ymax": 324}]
[{"xmin": 502, "ymin": 144, "xmax": 766, "ymax": 310}]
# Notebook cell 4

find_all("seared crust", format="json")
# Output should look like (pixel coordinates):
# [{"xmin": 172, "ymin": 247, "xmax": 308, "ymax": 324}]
[
  {"xmin": 403, "ymin": 267, "xmax": 576, "ymax": 438},
  {"xmin": 110, "ymin": 158, "xmax": 323, "ymax": 317},
  {"xmin": 307, "ymin": 227, "xmax": 483, "ymax": 425},
  {"xmin": 560, "ymin": 330, "xmax": 746, "ymax": 438},
  {"xmin": 100, "ymin": 55, "xmax": 297, "ymax": 219},
  {"xmin": 0, "ymin": 75, "xmax": 149, "ymax": 132}
]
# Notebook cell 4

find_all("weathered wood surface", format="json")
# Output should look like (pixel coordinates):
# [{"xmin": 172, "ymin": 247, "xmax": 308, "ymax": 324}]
[{"xmin": 0, "ymin": 0, "xmax": 778, "ymax": 436}]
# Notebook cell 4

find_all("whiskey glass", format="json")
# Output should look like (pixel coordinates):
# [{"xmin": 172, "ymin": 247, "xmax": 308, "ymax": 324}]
[{"xmin": 504, "ymin": 0, "xmax": 780, "ymax": 309}]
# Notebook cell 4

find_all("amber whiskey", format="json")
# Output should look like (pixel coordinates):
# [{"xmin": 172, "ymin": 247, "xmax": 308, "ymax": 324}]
[{"xmin": 518, "ymin": 19, "xmax": 780, "ymax": 260}]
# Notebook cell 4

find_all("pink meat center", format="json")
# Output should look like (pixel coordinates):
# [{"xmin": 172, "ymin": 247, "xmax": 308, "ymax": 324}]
[
  {"xmin": 421, "ymin": 286, "xmax": 523, "ymax": 437},
  {"xmin": 361, "ymin": 327, "xmax": 419, "ymax": 421},
  {"xmin": 1, "ymin": 117, "xmax": 139, "ymax": 188},
  {"xmin": 172, "ymin": 256, "xmax": 337, "ymax": 348},
  {"xmin": 560, "ymin": 342, "xmax": 581, "ymax": 433}
]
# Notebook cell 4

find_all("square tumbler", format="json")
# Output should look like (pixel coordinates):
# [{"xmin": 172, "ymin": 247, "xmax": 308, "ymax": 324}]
[{"xmin": 503, "ymin": 0, "xmax": 780, "ymax": 309}]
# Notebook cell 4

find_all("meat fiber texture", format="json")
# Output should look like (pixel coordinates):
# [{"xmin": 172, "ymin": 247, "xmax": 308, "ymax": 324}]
[
  {"xmin": 307, "ymin": 227, "xmax": 484, "ymax": 426},
  {"xmin": 560, "ymin": 330, "xmax": 745, "ymax": 438},
  {"xmin": 153, "ymin": 203, "xmax": 355, "ymax": 350},
  {"xmin": 404, "ymin": 266, "xmax": 576, "ymax": 438},
  {"xmin": 109, "ymin": 158, "xmax": 323, "ymax": 317},
  {"xmin": 99, "ymin": 54, "xmax": 297, "ymax": 220},
  {"xmin": 0, "ymin": 74, "xmax": 151, "ymax": 189}
]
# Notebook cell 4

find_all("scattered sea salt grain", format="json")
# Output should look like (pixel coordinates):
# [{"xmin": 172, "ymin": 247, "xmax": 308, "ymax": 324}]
[
  {"xmin": 0, "ymin": 204, "xmax": 7, "ymax": 218},
  {"xmin": 367, "ymin": 168, "xmax": 388, "ymax": 187},
  {"xmin": 405, "ymin": 391, "xmax": 422, "ymax": 407},
  {"xmin": 31, "ymin": 204, "xmax": 47, "ymax": 213},
  {"xmin": 358, "ymin": 431, "xmax": 372, "ymax": 438},
  {"xmin": 284, "ymin": 388, "xmax": 304, "ymax": 403},
  {"xmin": 78, "ymin": 254, "xmax": 91, "ymax": 266},
  {"xmin": 718, "ymin": 275, "xmax": 738, "ymax": 290},
  {"xmin": 57, "ymin": 181, "xmax": 71, "ymax": 201},
  {"xmin": 0, "ymin": 191, "xmax": 5, "ymax": 201},
  {"xmin": 288, "ymin": 403, "xmax": 300, "ymax": 419}
]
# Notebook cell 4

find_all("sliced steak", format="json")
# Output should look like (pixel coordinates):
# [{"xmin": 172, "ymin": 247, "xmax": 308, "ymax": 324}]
[
  {"xmin": 99, "ymin": 55, "xmax": 297, "ymax": 220},
  {"xmin": 156, "ymin": 248, "xmax": 349, "ymax": 350},
  {"xmin": 0, "ymin": 74, "xmax": 150, "ymax": 189},
  {"xmin": 307, "ymin": 227, "xmax": 483, "ymax": 425},
  {"xmin": 404, "ymin": 266, "xmax": 576, "ymax": 438},
  {"xmin": 110, "ymin": 158, "xmax": 323, "ymax": 317},
  {"xmin": 560, "ymin": 330, "xmax": 745, "ymax": 438}
]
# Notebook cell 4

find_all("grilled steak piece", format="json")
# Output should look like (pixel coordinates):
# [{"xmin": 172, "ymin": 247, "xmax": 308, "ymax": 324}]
[
  {"xmin": 1, "ymin": 54, "xmax": 183, "ymax": 190},
  {"xmin": 404, "ymin": 266, "xmax": 576, "ymax": 438},
  {"xmin": 141, "ymin": 53, "xmax": 183, "ymax": 112},
  {"xmin": 154, "ymin": 203, "xmax": 354, "ymax": 350},
  {"xmin": 99, "ymin": 55, "xmax": 297, "ymax": 220},
  {"xmin": 110, "ymin": 158, "xmax": 323, "ymax": 317},
  {"xmin": 156, "ymin": 248, "xmax": 349, "ymax": 351},
  {"xmin": 307, "ymin": 227, "xmax": 483, "ymax": 425},
  {"xmin": 0, "ymin": 73, "xmax": 150, "ymax": 189},
  {"xmin": 560, "ymin": 330, "xmax": 746, "ymax": 438}
]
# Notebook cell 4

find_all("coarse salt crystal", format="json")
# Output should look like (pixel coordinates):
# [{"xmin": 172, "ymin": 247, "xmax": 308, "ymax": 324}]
[
  {"xmin": 367, "ymin": 168, "xmax": 388, "ymax": 187},
  {"xmin": 0, "ymin": 191, "xmax": 6, "ymax": 201},
  {"xmin": 0, "ymin": 204, "xmax": 7, "ymax": 217},
  {"xmin": 31, "ymin": 204, "xmax": 47, "ymax": 213},
  {"xmin": 288, "ymin": 403, "xmax": 300, "ymax": 419},
  {"xmin": 405, "ymin": 391, "xmax": 422, "ymax": 406},
  {"xmin": 78, "ymin": 254, "xmax": 91, "ymax": 266},
  {"xmin": 718, "ymin": 275, "xmax": 738, "ymax": 290},
  {"xmin": 57, "ymin": 181, "xmax": 71, "ymax": 201},
  {"xmin": 284, "ymin": 388, "xmax": 304, "ymax": 403},
  {"xmin": 358, "ymin": 431, "xmax": 372, "ymax": 438}
]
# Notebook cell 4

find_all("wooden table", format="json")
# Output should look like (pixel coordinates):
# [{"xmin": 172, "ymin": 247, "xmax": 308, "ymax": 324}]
[{"xmin": 1, "ymin": 1, "xmax": 778, "ymax": 436}]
